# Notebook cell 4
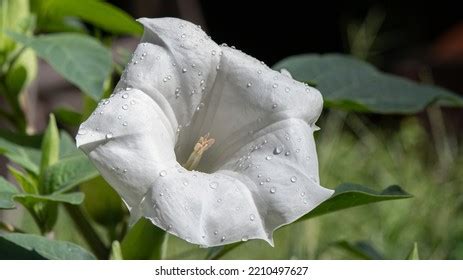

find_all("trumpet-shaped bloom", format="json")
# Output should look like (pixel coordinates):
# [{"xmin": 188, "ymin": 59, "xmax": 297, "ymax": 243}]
[{"xmin": 76, "ymin": 17, "xmax": 334, "ymax": 247}]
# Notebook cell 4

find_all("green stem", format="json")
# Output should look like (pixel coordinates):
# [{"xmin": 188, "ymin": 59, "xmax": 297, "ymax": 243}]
[{"xmin": 64, "ymin": 204, "xmax": 109, "ymax": 259}]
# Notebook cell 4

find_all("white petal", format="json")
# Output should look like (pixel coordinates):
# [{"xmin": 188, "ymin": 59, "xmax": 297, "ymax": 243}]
[{"xmin": 77, "ymin": 17, "xmax": 333, "ymax": 247}]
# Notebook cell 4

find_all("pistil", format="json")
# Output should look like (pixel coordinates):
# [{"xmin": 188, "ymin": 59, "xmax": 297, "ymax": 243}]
[{"xmin": 183, "ymin": 133, "xmax": 215, "ymax": 170}]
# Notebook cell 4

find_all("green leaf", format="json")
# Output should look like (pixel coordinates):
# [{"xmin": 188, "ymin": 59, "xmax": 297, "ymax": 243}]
[
  {"xmin": 15, "ymin": 192, "xmax": 85, "ymax": 205},
  {"xmin": 54, "ymin": 107, "xmax": 83, "ymax": 126},
  {"xmin": 7, "ymin": 32, "xmax": 112, "ymax": 100},
  {"xmin": 273, "ymin": 54, "xmax": 463, "ymax": 114},
  {"xmin": 80, "ymin": 176, "xmax": 125, "ymax": 227},
  {"xmin": 0, "ymin": 176, "xmax": 19, "ymax": 209},
  {"xmin": 40, "ymin": 0, "xmax": 142, "ymax": 36},
  {"xmin": 300, "ymin": 184, "xmax": 412, "ymax": 220},
  {"xmin": 407, "ymin": 242, "xmax": 420, "ymax": 260},
  {"xmin": 42, "ymin": 155, "xmax": 99, "ymax": 194},
  {"xmin": 0, "ymin": 136, "xmax": 40, "ymax": 174},
  {"xmin": 208, "ymin": 183, "xmax": 412, "ymax": 259},
  {"xmin": 121, "ymin": 218, "xmax": 167, "ymax": 260},
  {"xmin": 40, "ymin": 114, "xmax": 60, "ymax": 174},
  {"xmin": 7, "ymin": 165, "xmax": 38, "ymax": 194},
  {"xmin": 334, "ymin": 240, "xmax": 384, "ymax": 260},
  {"xmin": 0, "ymin": 233, "xmax": 96, "ymax": 260}
]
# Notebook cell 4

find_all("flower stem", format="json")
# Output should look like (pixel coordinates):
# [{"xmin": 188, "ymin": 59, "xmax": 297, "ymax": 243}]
[{"xmin": 64, "ymin": 204, "xmax": 109, "ymax": 259}]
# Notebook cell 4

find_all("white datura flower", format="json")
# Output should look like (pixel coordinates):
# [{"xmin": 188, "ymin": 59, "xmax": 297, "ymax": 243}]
[{"xmin": 76, "ymin": 17, "xmax": 334, "ymax": 247}]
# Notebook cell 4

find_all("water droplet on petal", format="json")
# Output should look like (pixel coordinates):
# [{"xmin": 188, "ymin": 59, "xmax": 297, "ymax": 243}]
[
  {"xmin": 213, "ymin": 230, "xmax": 218, "ymax": 235},
  {"xmin": 241, "ymin": 235, "xmax": 249, "ymax": 242},
  {"xmin": 217, "ymin": 198, "xmax": 222, "ymax": 203},
  {"xmin": 211, "ymin": 50, "xmax": 216, "ymax": 55},
  {"xmin": 250, "ymin": 214, "xmax": 255, "ymax": 221},
  {"xmin": 272, "ymin": 83, "xmax": 278, "ymax": 88},
  {"xmin": 266, "ymin": 177, "xmax": 271, "ymax": 182},
  {"xmin": 269, "ymin": 187, "xmax": 276, "ymax": 194},
  {"xmin": 130, "ymin": 100, "xmax": 136, "ymax": 105},
  {"xmin": 122, "ymin": 121, "xmax": 128, "ymax": 126},
  {"xmin": 167, "ymin": 224, "xmax": 172, "ymax": 230},
  {"xmin": 246, "ymin": 82, "xmax": 252, "ymax": 88},
  {"xmin": 285, "ymin": 151, "xmax": 291, "ymax": 156},
  {"xmin": 125, "ymin": 86, "xmax": 133, "ymax": 91},
  {"xmin": 290, "ymin": 176, "xmax": 297, "ymax": 183},
  {"xmin": 209, "ymin": 181, "xmax": 218, "ymax": 189},
  {"xmin": 221, "ymin": 236, "xmax": 226, "ymax": 242},
  {"xmin": 265, "ymin": 155, "xmax": 272, "ymax": 160},
  {"xmin": 123, "ymin": 169, "xmax": 127, "ymax": 173},
  {"xmin": 303, "ymin": 199, "xmax": 308, "ymax": 204},
  {"xmin": 273, "ymin": 146, "xmax": 283, "ymax": 155},
  {"xmin": 272, "ymin": 104, "xmax": 278, "ymax": 109},
  {"xmin": 117, "ymin": 115, "xmax": 122, "ymax": 120},
  {"xmin": 182, "ymin": 68, "xmax": 187, "ymax": 73},
  {"xmin": 285, "ymin": 87, "xmax": 291, "ymax": 93},
  {"xmin": 159, "ymin": 170, "xmax": 167, "ymax": 177},
  {"xmin": 122, "ymin": 93, "xmax": 129, "ymax": 99},
  {"xmin": 105, "ymin": 133, "xmax": 113, "ymax": 139},
  {"xmin": 301, "ymin": 192, "xmax": 305, "ymax": 197},
  {"xmin": 257, "ymin": 69, "xmax": 262, "ymax": 74},
  {"xmin": 183, "ymin": 180, "xmax": 189, "ymax": 186},
  {"xmin": 257, "ymin": 174, "xmax": 262, "ymax": 178},
  {"xmin": 181, "ymin": 33, "xmax": 186, "ymax": 38},
  {"xmin": 122, "ymin": 104, "xmax": 128, "ymax": 110},
  {"xmin": 103, "ymin": 100, "xmax": 110, "ymax": 105}
]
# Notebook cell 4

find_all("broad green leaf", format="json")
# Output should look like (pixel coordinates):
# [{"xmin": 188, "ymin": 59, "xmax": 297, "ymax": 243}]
[
  {"xmin": 40, "ymin": 0, "xmax": 142, "ymax": 36},
  {"xmin": 0, "ymin": 176, "xmax": 19, "ymax": 209},
  {"xmin": 209, "ymin": 183, "xmax": 412, "ymax": 259},
  {"xmin": 42, "ymin": 155, "xmax": 99, "ymax": 194},
  {"xmin": 15, "ymin": 192, "xmax": 84, "ymax": 205},
  {"xmin": 7, "ymin": 32, "xmax": 112, "ymax": 100},
  {"xmin": 407, "ymin": 242, "xmax": 420, "ymax": 260},
  {"xmin": 80, "ymin": 176, "xmax": 124, "ymax": 227},
  {"xmin": 121, "ymin": 218, "xmax": 167, "ymax": 260},
  {"xmin": 0, "ymin": 136, "xmax": 40, "ymax": 174},
  {"xmin": 54, "ymin": 107, "xmax": 83, "ymax": 127},
  {"xmin": 0, "ymin": 233, "xmax": 95, "ymax": 260},
  {"xmin": 334, "ymin": 240, "xmax": 384, "ymax": 260},
  {"xmin": 300, "ymin": 184, "xmax": 412, "ymax": 220},
  {"xmin": 273, "ymin": 54, "xmax": 463, "ymax": 114},
  {"xmin": 7, "ymin": 165, "xmax": 38, "ymax": 194},
  {"xmin": 40, "ymin": 114, "xmax": 60, "ymax": 174}
]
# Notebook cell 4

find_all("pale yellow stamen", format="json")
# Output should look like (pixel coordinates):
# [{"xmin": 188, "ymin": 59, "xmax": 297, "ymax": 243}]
[{"xmin": 183, "ymin": 133, "xmax": 215, "ymax": 171}]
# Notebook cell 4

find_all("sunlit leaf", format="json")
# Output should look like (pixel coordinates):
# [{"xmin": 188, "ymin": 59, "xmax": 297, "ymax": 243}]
[
  {"xmin": 7, "ymin": 32, "xmax": 112, "ymax": 100},
  {"xmin": 40, "ymin": 0, "xmax": 142, "ymax": 36}
]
